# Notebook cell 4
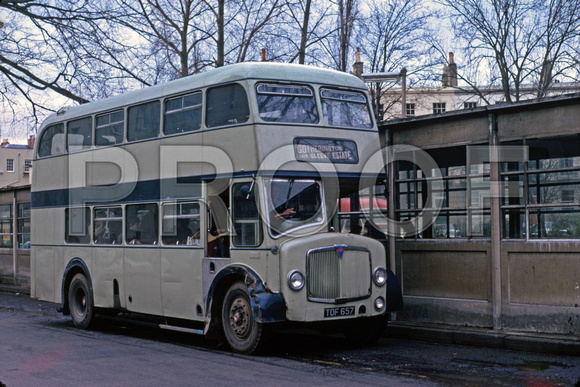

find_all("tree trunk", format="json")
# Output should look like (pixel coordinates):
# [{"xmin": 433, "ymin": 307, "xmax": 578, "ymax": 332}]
[{"xmin": 298, "ymin": 0, "xmax": 311, "ymax": 64}]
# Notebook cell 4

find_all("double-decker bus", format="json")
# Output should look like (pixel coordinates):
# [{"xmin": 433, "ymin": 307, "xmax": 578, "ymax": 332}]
[{"xmin": 31, "ymin": 62, "xmax": 402, "ymax": 353}]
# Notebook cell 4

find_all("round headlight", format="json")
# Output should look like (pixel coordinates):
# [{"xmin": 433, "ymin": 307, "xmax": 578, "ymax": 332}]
[
  {"xmin": 373, "ymin": 267, "xmax": 388, "ymax": 287},
  {"xmin": 374, "ymin": 296, "xmax": 385, "ymax": 311},
  {"xmin": 288, "ymin": 270, "xmax": 305, "ymax": 291}
]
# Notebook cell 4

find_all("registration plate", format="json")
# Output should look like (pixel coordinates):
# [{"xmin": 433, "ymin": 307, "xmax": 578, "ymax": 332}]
[{"xmin": 324, "ymin": 306, "xmax": 355, "ymax": 318}]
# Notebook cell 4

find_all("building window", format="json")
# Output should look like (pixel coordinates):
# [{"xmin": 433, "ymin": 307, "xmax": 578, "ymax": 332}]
[
  {"xmin": 406, "ymin": 103, "xmax": 415, "ymax": 117},
  {"xmin": 6, "ymin": 159, "xmax": 14, "ymax": 172},
  {"xmin": 502, "ymin": 135, "xmax": 580, "ymax": 239},
  {"xmin": 464, "ymin": 102, "xmax": 477, "ymax": 109},
  {"xmin": 0, "ymin": 204, "xmax": 12, "ymax": 247},
  {"xmin": 24, "ymin": 160, "xmax": 32, "ymax": 173},
  {"xmin": 562, "ymin": 190, "xmax": 575, "ymax": 203},
  {"xmin": 394, "ymin": 145, "xmax": 491, "ymax": 239},
  {"xmin": 433, "ymin": 103, "xmax": 446, "ymax": 114},
  {"xmin": 18, "ymin": 203, "xmax": 30, "ymax": 249}
]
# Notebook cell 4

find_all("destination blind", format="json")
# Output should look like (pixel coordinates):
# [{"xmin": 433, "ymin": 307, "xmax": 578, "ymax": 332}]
[{"xmin": 293, "ymin": 138, "xmax": 359, "ymax": 164}]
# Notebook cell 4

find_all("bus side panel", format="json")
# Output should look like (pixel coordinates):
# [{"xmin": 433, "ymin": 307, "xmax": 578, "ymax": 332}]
[
  {"xmin": 31, "ymin": 208, "xmax": 63, "ymax": 303},
  {"xmin": 160, "ymin": 248, "xmax": 204, "ymax": 320},
  {"xmin": 91, "ymin": 246, "xmax": 124, "ymax": 309},
  {"xmin": 32, "ymin": 246, "xmax": 57, "ymax": 303},
  {"xmin": 124, "ymin": 248, "xmax": 162, "ymax": 316}
]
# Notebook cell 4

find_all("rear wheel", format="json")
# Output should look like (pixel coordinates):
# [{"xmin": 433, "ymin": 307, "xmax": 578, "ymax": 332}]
[
  {"xmin": 68, "ymin": 273, "xmax": 94, "ymax": 329},
  {"xmin": 222, "ymin": 282, "xmax": 262, "ymax": 354}
]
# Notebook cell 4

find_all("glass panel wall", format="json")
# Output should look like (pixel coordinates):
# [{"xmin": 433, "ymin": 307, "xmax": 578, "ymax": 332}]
[
  {"xmin": 501, "ymin": 136, "xmax": 580, "ymax": 239},
  {"xmin": 394, "ymin": 145, "xmax": 491, "ymax": 239}
]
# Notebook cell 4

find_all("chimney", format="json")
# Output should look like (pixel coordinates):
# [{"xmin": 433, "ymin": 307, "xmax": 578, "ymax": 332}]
[
  {"xmin": 352, "ymin": 47, "xmax": 363, "ymax": 78},
  {"xmin": 1, "ymin": 139, "xmax": 9, "ymax": 147},
  {"xmin": 28, "ymin": 135, "xmax": 35, "ymax": 149},
  {"xmin": 442, "ymin": 52, "xmax": 458, "ymax": 87},
  {"xmin": 448, "ymin": 52, "xmax": 457, "ymax": 87},
  {"xmin": 261, "ymin": 48, "xmax": 267, "ymax": 62}
]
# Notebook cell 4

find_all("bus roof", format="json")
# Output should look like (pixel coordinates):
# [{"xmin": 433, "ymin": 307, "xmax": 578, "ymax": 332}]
[{"xmin": 40, "ymin": 62, "xmax": 368, "ymax": 127}]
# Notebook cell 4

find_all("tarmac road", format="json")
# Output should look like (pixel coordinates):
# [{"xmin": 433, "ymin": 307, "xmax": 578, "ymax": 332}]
[{"xmin": 1, "ymin": 292, "xmax": 579, "ymax": 386}]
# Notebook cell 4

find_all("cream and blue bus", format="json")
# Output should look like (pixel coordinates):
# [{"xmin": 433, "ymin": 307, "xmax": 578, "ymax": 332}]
[{"xmin": 31, "ymin": 62, "xmax": 402, "ymax": 353}]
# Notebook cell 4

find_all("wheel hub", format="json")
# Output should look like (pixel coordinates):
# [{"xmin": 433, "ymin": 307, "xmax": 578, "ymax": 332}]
[{"xmin": 229, "ymin": 298, "xmax": 250, "ymax": 337}]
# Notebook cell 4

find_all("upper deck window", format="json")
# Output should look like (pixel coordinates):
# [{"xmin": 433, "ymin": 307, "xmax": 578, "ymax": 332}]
[
  {"xmin": 67, "ymin": 117, "xmax": 92, "ymax": 152},
  {"xmin": 96, "ymin": 110, "xmax": 124, "ymax": 146},
  {"xmin": 256, "ymin": 83, "xmax": 318, "ymax": 124},
  {"xmin": 127, "ymin": 100, "xmax": 161, "ymax": 142},
  {"xmin": 164, "ymin": 92, "xmax": 202, "ymax": 135},
  {"xmin": 320, "ymin": 88, "xmax": 373, "ymax": 129},
  {"xmin": 206, "ymin": 84, "xmax": 250, "ymax": 128},
  {"xmin": 38, "ymin": 124, "xmax": 65, "ymax": 158}
]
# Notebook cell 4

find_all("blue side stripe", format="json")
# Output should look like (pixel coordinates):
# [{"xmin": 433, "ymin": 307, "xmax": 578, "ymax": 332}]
[{"xmin": 32, "ymin": 170, "xmax": 385, "ymax": 209}]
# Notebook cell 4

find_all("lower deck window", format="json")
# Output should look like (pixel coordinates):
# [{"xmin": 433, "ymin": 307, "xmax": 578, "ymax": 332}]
[
  {"xmin": 162, "ymin": 202, "xmax": 200, "ymax": 246},
  {"xmin": 126, "ymin": 204, "xmax": 158, "ymax": 245},
  {"xmin": 93, "ymin": 206, "xmax": 122, "ymax": 244}
]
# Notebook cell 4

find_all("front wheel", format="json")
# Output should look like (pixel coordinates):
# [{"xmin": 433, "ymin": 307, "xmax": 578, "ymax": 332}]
[
  {"xmin": 222, "ymin": 282, "xmax": 262, "ymax": 354},
  {"xmin": 68, "ymin": 273, "xmax": 95, "ymax": 329}
]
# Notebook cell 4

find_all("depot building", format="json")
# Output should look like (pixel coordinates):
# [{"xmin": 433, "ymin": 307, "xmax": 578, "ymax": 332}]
[{"xmin": 380, "ymin": 93, "xmax": 580, "ymax": 336}]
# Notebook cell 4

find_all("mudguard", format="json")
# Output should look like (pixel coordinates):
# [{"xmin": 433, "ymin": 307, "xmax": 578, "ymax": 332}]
[
  {"xmin": 386, "ymin": 268, "xmax": 403, "ymax": 312},
  {"xmin": 206, "ymin": 265, "xmax": 286, "ymax": 324}
]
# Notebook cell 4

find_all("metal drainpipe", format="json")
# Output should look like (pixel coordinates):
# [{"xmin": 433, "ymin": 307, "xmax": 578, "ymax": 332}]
[
  {"xmin": 12, "ymin": 191, "xmax": 17, "ymax": 286},
  {"xmin": 400, "ymin": 68, "xmax": 407, "ymax": 119},
  {"xmin": 489, "ymin": 112, "xmax": 502, "ymax": 330}
]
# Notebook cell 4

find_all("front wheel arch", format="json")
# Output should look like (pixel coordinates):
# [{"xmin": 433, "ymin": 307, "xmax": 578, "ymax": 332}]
[{"xmin": 204, "ymin": 265, "xmax": 286, "ymax": 342}]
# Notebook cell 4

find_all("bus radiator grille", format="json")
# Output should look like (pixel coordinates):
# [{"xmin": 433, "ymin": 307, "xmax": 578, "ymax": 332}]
[{"xmin": 306, "ymin": 246, "xmax": 372, "ymax": 303}]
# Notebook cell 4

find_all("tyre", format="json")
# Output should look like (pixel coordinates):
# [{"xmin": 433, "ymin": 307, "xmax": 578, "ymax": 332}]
[
  {"xmin": 68, "ymin": 273, "xmax": 95, "ymax": 329},
  {"xmin": 222, "ymin": 282, "xmax": 262, "ymax": 354}
]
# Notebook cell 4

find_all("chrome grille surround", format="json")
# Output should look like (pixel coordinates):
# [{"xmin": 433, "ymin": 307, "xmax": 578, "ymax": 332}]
[{"xmin": 306, "ymin": 245, "xmax": 372, "ymax": 303}]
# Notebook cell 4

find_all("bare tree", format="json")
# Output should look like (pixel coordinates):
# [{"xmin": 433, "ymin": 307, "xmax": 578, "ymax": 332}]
[
  {"xmin": 317, "ymin": 0, "xmax": 359, "ymax": 72},
  {"xmin": 357, "ymin": 0, "xmax": 435, "ymax": 120},
  {"xmin": 298, "ymin": 0, "xmax": 311, "ymax": 64},
  {"xmin": 437, "ymin": 0, "xmax": 580, "ymax": 102},
  {"xmin": 536, "ymin": 0, "xmax": 580, "ymax": 97},
  {"xmin": 0, "ymin": 1, "xmax": 98, "ymax": 102},
  {"xmin": 225, "ymin": 0, "xmax": 285, "ymax": 63},
  {"xmin": 0, "ymin": 0, "xmax": 130, "ymax": 135},
  {"xmin": 281, "ymin": 0, "xmax": 336, "ymax": 65},
  {"xmin": 110, "ymin": 0, "xmax": 215, "ymax": 80}
]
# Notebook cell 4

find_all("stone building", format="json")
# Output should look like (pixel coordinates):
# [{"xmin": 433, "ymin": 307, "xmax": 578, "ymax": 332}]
[{"xmin": 0, "ymin": 136, "xmax": 33, "ymax": 290}]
